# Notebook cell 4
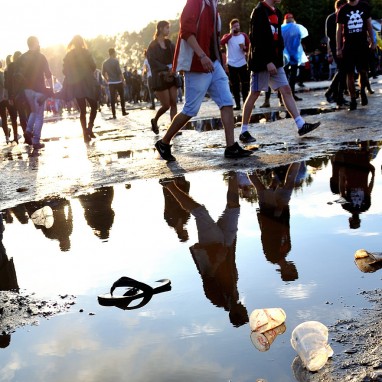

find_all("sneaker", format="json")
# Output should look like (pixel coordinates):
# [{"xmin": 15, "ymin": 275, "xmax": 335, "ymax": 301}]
[
  {"xmin": 293, "ymin": 95, "xmax": 303, "ymax": 101},
  {"xmin": 155, "ymin": 139, "xmax": 176, "ymax": 161},
  {"xmin": 122, "ymin": 111, "xmax": 129, "ymax": 116},
  {"xmin": 233, "ymin": 106, "xmax": 241, "ymax": 111},
  {"xmin": 239, "ymin": 131, "xmax": 257, "ymax": 144},
  {"xmin": 337, "ymin": 98, "xmax": 350, "ymax": 107},
  {"xmin": 33, "ymin": 142, "xmax": 45, "ymax": 149},
  {"xmin": 298, "ymin": 122, "xmax": 321, "ymax": 137},
  {"xmin": 224, "ymin": 142, "xmax": 253, "ymax": 158},
  {"xmin": 151, "ymin": 119, "xmax": 159, "ymax": 134},
  {"xmin": 360, "ymin": 91, "xmax": 368, "ymax": 106},
  {"xmin": 348, "ymin": 98, "xmax": 357, "ymax": 111},
  {"xmin": 260, "ymin": 100, "xmax": 270, "ymax": 108},
  {"xmin": 24, "ymin": 131, "xmax": 33, "ymax": 145},
  {"xmin": 367, "ymin": 87, "xmax": 375, "ymax": 95}
]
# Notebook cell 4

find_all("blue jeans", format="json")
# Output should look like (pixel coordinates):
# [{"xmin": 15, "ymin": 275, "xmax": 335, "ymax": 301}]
[{"xmin": 24, "ymin": 89, "xmax": 45, "ymax": 144}]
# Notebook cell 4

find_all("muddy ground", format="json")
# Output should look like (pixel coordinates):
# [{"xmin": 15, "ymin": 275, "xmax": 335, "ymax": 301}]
[{"xmin": 1, "ymin": 80, "xmax": 382, "ymax": 380}]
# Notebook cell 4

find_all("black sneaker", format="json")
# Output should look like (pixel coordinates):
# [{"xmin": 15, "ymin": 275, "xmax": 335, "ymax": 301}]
[
  {"xmin": 349, "ymin": 98, "xmax": 357, "ymax": 111},
  {"xmin": 298, "ymin": 122, "xmax": 321, "ymax": 136},
  {"xmin": 33, "ymin": 142, "xmax": 45, "ymax": 150},
  {"xmin": 224, "ymin": 142, "xmax": 253, "ymax": 158},
  {"xmin": 239, "ymin": 131, "xmax": 257, "ymax": 144},
  {"xmin": 155, "ymin": 139, "xmax": 176, "ymax": 162},
  {"xmin": 24, "ymin": 131, "xmax": 33, "ymax": 145},
  {"xmin": 293, "ymin": 95, "xmax": 303, "ymax": 101},
  {"xmin": 151, "ymin": 119, "xmax": 159, "ymax": 134},
  {"xmin": 360, "ymin": 91, "xmax": 368, "ymax": 106}
]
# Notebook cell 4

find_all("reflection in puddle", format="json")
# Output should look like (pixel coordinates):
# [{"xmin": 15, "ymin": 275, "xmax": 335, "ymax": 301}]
[{"xmin": 0, "ymin": 144, "xmax": 381, "ymax": 381}]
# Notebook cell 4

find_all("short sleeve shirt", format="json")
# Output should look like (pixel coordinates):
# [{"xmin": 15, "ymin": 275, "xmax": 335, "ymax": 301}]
[{"xmin": 337, "ymin": 2, "xmax": 371, "ymax": 48}]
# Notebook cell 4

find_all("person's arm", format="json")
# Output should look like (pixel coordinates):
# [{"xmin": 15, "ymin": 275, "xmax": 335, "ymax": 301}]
[
  {"xmin": 367, "ymin": 18, "xmax": 377, "ymax": 50},
  {"xmin": 186, "ymin": 34, "xmax": 214, "ymax": 72},
  {"xmin": 336, "ymin": 23, "xmax": 344, "ymax": 58},
  {"xmin": 220, "ymin": 33, "xmax": 232, "ymax": 45}
]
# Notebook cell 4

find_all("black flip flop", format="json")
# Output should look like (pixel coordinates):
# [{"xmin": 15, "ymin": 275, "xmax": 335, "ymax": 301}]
[{"xmin": 98, "ymin": 277, "xmax": 171, "ymax": 310}]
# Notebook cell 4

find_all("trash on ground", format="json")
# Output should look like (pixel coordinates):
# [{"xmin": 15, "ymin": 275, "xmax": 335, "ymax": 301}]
[
  {"xmin": 250, "ymin": 323, "xmax": 286, "ymax": 352},
  {"xmin": 290, "ymin": 321, "xmax": 333, "ymax": 372},
  {"xmin": 249, "ymin": 308, "xmax": 286, "ymax": 333}
]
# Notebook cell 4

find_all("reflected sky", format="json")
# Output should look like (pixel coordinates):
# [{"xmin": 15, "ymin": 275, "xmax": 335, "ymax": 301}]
[{"xmin": 0, "ymin": 144, "xmax": 381, "ymax": 381}]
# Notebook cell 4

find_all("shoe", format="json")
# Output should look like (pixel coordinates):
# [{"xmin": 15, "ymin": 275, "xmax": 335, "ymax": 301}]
[
  {"xmin": 155, "ymin": 139, "xmax": 176, "ymax": 161},
  {"xmin": 151, "ymin": 119, "xmax": 159, "ymax": 134},
  {"xmin": 348, "ymin": 98, "xmax": 357, "ymax": 111},
  {"xmin": 233, "ymin": 106, "xmax": 241, "ymax": 111},
  {"xmin": 98, "ymin": 276, "xmax": 171, "ymax": 309},
  {"xmin": 324, "ymin": 91, "xmax": 334, "ymax": 103},
  {"xmin": 122, "ymin": 111, "xmax": 129, "ymax": 116},
  {"xmin": 298, "ymin": 82, "xmax": 305, "ymax": 87},
  {"xmin": 149, "ymin": 106, "xmax": 155, "ymax": 110},
  {"xmin": 260, "ymin": 100, "xmax": 270, "ymax": 108},
  {"xmin": 239, "ymin": 131, "xmax": 257, "ymax": 144},
  {"xmin": 33, "ymin": 142, "xmax": 45, "ymax": 149},
  {"xmin": 367, "ymin": 88, "xmax": 375, "ymax": 95},
  {"xmin": 24, "ymin": 131, "xmax": 33, "ymax": 145},
  {"xmin": 337, "ymin": 98, "xmax": 350, "ymax": 107},
  {"xmin": 360, "ymin": 91, "xmax": 368, "ymax": 106},
  {"xmin": 293, "ymin": 95, "xmax": 303, "ymax": 101},
  {"xmin": 298, "ymin": 122, "xmax": 321, "ymax": 136},
  {"xmin": 224, "ymin": 142, "xmax": 253, "ymax": 158}
]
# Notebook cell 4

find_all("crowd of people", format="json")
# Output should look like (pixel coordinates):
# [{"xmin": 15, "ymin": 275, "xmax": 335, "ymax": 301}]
[{"xmin": 0, "ymin": 0, "xmax": 380, "ymax": 161}]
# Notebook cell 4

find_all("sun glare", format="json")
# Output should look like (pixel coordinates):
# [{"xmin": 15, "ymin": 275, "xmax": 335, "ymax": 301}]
[{"xmin": 1, "ymin": 0, "xmax": 185, "ymax": 58}]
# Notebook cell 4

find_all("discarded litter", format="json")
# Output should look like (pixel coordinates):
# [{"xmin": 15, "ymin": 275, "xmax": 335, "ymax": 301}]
[
  {"xmin": 31, "ymin": 206, "xmax": 54, "ymax": 229},
  {"xmin": 354, "ymin": 249, "xmax": 382, "ymax": 273},
  {"xmin": 291, "ymin": 321, "xmax": 333, "ymax": 372},
  {"xmin": 249, "ymin": 308, "xmax": 286, "ymax": 333},
  {"xmin": 250, "ymin": 323, "xmax": 286, "ymax": 352}
]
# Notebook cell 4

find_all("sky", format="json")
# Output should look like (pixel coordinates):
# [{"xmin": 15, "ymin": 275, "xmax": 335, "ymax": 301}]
[{"xmin": 1, "ymin": 0, "xmax": 186, "ymax": 59}]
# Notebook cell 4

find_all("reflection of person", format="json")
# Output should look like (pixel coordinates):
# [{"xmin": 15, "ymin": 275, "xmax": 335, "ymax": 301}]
[
  {"xmin": 162, "ymin": 176, "xmax": 191, "ymax": 242},
  {"xmin": 0, "ymin": 212, "xmax": 19, "ymax": 292},
  {"xmin": 24, "ymin": 198, "xmax": 73, "ymax": 252},
  {"xmin": 248, "ymin": 162, "xmax": 301, "ymax": 281},
  {"xmin": 330, "ymin": 146, "xmax": 375, "ymax": 229},
  {"xmin": 78, "ymin": 186, "xmax": 115, "ymax": 240},
  {"xmin": 147, "ymin": 21, "xmax": 178, "ymax": 134},
  {"xmin": 62, "ymin": 35, "xmax": 98, "ymax": 142},
  {"xmin": 154, "ymin": 0, "xmax": 253, "ymax": 161},
  {"xmin": 160, "ymin": 172, "xmax": 248, "ymax": 327}
]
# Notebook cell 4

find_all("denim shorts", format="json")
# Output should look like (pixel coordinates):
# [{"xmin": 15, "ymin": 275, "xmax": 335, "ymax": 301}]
[
  {"xmin": 250, "ymin": 67, "xmax": 289, "ymax": 92},
  {"xmin": 182, "ymin": 60, "xmax": 234, "ymax": 117}
]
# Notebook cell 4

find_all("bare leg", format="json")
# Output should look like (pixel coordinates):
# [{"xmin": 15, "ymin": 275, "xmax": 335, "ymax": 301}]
[
  {"xmin": 220, "ymin": 106, "xmax": 235, "ymax": 147},
  {"xmin": 278, "ymin": 84, "xmax": 300, "ymax": 119},
  {"xmin": 162, "ymin": 112, "xmax": 191, "ymax": 144},
  {"xmin": 242, "ymin": 91, "xmax": 260, "ymax": 125}
]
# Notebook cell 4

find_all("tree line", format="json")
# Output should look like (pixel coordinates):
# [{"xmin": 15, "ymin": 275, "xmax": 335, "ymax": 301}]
[{"xmin": 42, "ymin": 0, "xmax": 382, "ymax": 81}]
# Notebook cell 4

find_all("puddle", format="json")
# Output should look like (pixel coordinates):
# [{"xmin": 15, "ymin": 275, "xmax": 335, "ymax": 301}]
[
  {"xmin": 186, "ymin": 107, "xmax": 335, "ymax": 132},
  {"xmin": 0, "ymin": 144, "xmax": 381, "ymax": 381}
]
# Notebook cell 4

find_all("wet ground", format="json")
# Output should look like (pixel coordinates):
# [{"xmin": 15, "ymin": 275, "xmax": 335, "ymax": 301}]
[{"xmin": 0, "ymin": 80, "xmax": 382, "ymax": 381}]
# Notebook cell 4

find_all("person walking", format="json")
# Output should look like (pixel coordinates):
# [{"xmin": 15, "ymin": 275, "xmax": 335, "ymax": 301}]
[
  {"xmin": 220, "ymin": 18, "xmax": 250, "ymax": 111},
  {"xmin": 61, "ymin": 35, "xmax": 99, "ymax": 142},
  {"xmin": 240, "ymin": 0, "xmax": 320, "ymax": 144},
  {"xmin": 281, "ymin": 13, "xmax": 309, "ymax": 102},
  {"xmin": 147, "ymin": 20, "xmax": 178, "ymax": 134},
  {"xmin": 102, "ymin": 48, "xmax": 128, "ymax": 119},
  {"xmin": 154, "ymin": 0, "xmax": 253, "ymax": 162},
  {"xmin": 336, "ymin": 0, "xmax": 376, "ymax": 110},
  {"xmin": 142, "ymin": 49, "xmax": 156, "ymax": 110},
  {"xmin": 324, "ymin": 0, "xmax": 348, "ymax": 107},
  {"xmin": 17, "ymin": 36, "xmax": 53, "ymax": 150}
]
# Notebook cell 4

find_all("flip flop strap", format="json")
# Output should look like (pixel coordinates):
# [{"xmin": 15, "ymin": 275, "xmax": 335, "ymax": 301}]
[{"xmin": 110, "ymin": 276, "xmax": 154, "ymax": 296}]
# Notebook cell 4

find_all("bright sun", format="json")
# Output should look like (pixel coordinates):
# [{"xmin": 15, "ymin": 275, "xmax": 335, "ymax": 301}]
[{"xmin": 1, "ymin": 0, "xmax": 185, "ymax": 58}]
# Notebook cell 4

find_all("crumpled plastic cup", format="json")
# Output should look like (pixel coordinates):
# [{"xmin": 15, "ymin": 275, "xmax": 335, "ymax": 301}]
[
  {"xmin": 291, "ymin": 321, "xmax": 333, "ymax": 372},
  {"xmin": 250, "ymin": 323, "xmax": 286, "ymax": 352},
  {"xmin": 31, "ymin": 206, "xmax": 54, "ymax": 229},
  {"xmin": 249, "ymin": 308, "xmax": 286, "ymax": 333}
]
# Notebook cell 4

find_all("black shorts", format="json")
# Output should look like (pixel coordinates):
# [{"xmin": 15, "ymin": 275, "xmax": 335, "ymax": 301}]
[{"xmin": 343, "ymin": 45, "xmax": 369, "ymax": 73}]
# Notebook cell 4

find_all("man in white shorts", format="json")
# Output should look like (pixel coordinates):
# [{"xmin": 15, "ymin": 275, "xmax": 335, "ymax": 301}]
[{"xmin": 240, "ymin": 0, "xmax": 321, "ymax": 142}]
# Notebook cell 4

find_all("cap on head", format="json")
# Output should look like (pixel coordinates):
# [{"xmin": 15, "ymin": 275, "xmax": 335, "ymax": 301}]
[{"xmin": 284, "ymin": 13, "xmax": 294, "ymax": 21}]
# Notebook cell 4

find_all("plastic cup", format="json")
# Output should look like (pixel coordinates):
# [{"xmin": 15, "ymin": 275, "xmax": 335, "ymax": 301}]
[
  {"xmin": 249, "ymin": 308, "xmax": 286, "ymax": 333},
  {"xmin": 251, "ymin": 323, "xmax": 286, "ymax": 352}
]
